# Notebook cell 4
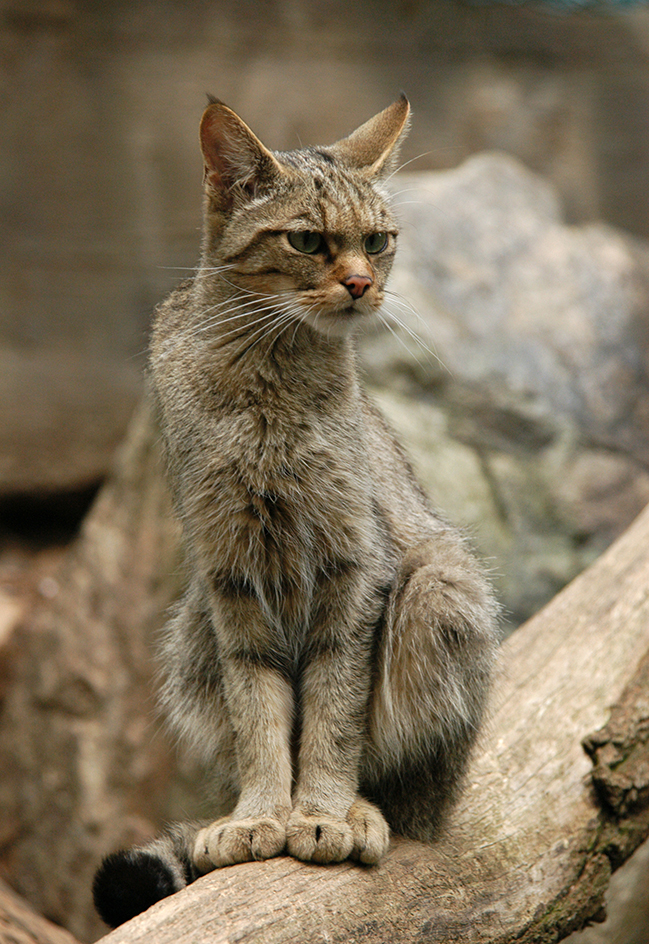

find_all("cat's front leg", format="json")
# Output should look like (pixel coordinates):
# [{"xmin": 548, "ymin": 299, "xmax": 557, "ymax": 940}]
[
  {"xmin": 286, "ymin": 604, "xmax": 390, "ymax": 866},
  {"xmin": 194, "ymin": 594, "xmax": 294, "ymax": 872}
]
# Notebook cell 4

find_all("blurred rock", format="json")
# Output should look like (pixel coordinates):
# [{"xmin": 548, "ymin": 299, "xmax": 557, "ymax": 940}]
[
  {"xmin": 0, "ymin": 877, "xmax": 82, "ymax": 944},
  {"xmin": 0, "ymin": 587, "xmax": 24, "ymax": 702},
  {"xmin": 0, "ymin": 404, "xmax": 185, "ymax": 942},
  {"xmin": 361, "ymin": 154, "xmax": 649, "ymax": 627}
]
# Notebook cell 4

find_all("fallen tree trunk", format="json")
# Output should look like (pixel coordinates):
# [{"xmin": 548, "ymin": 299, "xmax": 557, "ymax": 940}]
[
  {"xmin": 98, "ymin": 499, "xmax": 649, "ymax": 943},
  {"xmin": 0, "ymin": 402, "xmax": 186, "ymax": 942},
  {"xmin": 0, "ymin": 879, "xmax": 82, "ymax": 944}
]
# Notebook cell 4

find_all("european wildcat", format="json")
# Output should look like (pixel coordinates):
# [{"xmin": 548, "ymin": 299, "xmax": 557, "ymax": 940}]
[{"xmin": 93, "ymin": 95, "xmax": 499, "ymax": 929}]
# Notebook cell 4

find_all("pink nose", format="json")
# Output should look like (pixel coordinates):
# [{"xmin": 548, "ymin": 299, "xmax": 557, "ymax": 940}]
[{"xmin": 342, "ymin": 275, "xmax": 373, "ymax": 299}]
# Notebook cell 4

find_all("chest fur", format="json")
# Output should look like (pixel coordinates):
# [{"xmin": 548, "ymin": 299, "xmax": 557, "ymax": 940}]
[{"xmin": 176, "ymin": 394, "xmax": 378, "ymax": 619}]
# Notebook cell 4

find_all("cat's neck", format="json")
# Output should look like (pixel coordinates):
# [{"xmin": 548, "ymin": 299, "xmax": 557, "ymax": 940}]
[{"xmin": 190, "ymin": 270, "xmax": 360, "ymax": 410}]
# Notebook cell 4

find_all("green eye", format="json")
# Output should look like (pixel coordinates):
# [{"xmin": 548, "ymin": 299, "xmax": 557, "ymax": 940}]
[
  {"xmin": 288, "ymin": 231, "xmax": 324, "ymax": 254},
  {"xmin": 364, "ymin": 232, "xmax": 389, "ymax": 254}
]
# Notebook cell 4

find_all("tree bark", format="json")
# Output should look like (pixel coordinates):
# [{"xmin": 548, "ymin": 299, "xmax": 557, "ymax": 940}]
[
  {"xmin": 0, "ymin": 401, "xmax": 186, "ymax": 942},
  {"xmin": 97, "ymin": 498, "xmax": 649, "ymax": 944},
  {"xmin": 0, "ymin": 879, "xmax": 82, "ymax": 944}
]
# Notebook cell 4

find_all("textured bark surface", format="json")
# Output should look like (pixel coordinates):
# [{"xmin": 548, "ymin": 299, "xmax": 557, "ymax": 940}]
[
  {"xmin": 0, "ymin": 879, "xmax": 82, "ymax": 944},
  {"xmin": 97, "ymin": 500, "xmax": 649, "ymax": 944},
  {"xmin": 0, "ymin": 402, "xmax": 185, "ymax": 942}
]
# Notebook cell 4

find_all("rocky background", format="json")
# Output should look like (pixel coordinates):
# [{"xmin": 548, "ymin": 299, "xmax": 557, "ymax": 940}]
[{"xmin": 2, "ymin": 0, "xmax": 649, "ymax": 941}]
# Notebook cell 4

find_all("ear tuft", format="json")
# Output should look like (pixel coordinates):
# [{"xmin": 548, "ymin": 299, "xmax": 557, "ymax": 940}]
[
  {"xmin": 199, "ymin": 101, "xmax": 283, "ymax": 205},
  {"xmin": 329, "ymin": 95, "xmax": 411, "ymax": 178}
]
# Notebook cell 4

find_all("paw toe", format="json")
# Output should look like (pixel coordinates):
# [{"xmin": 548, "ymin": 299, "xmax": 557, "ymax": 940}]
[
  {"xmin": 286, "ymin": 812, "xmax": 354, "ymax": 864},
  {"xmin": 194, "ymin": 817, "xmax": 286, "ymax": 870},
  {"xmin": 347, "ymin": 799, "xmax": 390, "ymax": 865}
]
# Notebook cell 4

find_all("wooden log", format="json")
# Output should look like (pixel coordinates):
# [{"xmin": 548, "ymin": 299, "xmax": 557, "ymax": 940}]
[
  {"xmin": 97, "ymin": 500, "xmax": 649, "ymax": 944},
  {"xmin": 0, "ymin": 879, "xmax": 82, "ymax": 944},
  {"xmin": 0, "ymin": 401, "xmax": 185, "ymax": 942}
]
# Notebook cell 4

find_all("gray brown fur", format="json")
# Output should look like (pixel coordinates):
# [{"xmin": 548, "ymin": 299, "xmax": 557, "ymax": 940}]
[{"xmin": 98, "ymin": 96, "xmax": 499, "ymax": 915}]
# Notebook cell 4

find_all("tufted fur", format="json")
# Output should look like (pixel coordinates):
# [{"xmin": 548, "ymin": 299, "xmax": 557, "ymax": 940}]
[{"xmin": 92, "ymin": 96, "xmax": 500, "ymax": 929}]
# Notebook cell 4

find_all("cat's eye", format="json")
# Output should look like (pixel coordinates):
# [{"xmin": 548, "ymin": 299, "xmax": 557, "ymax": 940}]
[
  {"xmin": 364, "ymin": 232, "xmax": 389, "ymax": 254},
  {"xmin": 288, "ymin": 231, "xmax": 325, "ymax": 254}
]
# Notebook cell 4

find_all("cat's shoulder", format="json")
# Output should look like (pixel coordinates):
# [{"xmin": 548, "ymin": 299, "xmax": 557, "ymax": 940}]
[{"xmin": 152, "ymin": 278, "xmax": 196, "ymax": 334}]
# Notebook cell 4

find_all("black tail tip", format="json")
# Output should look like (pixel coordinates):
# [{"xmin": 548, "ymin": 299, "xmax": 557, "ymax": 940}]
[{"xmin": 92, "ymin": 849, "xmax": 180, "ymax": 928}]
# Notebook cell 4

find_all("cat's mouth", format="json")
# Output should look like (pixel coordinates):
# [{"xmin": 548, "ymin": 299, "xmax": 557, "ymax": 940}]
[
  {"xmin": 330, "ymin": 293, "xmax": 379, "ymax": 315},
  {"xmin": 325, "ymin": 300, "xmax": 375, "ymax": 321},
  {"xmin": 296, "ymin": 287, "xmax": 381, "ymax": 336}
]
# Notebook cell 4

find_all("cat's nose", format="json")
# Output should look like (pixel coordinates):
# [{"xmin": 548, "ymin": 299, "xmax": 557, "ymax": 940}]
[{"xmin": 342, "ymin": 274, "xmax": 373, "ymax": 299}]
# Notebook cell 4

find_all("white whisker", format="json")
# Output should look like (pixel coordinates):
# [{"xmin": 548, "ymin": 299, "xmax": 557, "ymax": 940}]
[
  {"xmin": 384, "ymin": 150, "xmax": 435, "ymax": 185},
  {"xmin": 187, "ymin": 292, "xmax": 295, "ymax": 341},
  {"xmin": 380, "ymin": 295, "xmax": 449, "ymax": 375},
  {"xmin": 374, "ymin": 309, "xmax": 430, "ymax": 375},
  {"xmin": 228, "ymin": 308, "xmax": 300, "ymax": 362}
]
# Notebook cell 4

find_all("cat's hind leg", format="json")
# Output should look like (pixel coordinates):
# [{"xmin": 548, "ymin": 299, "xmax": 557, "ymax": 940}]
[
  {"xmin": 362, "ymin": 529, "xmax": 499, "ymax": 842},
  {"xmin": 92, "ymin": 588, "xmax": 239, "ymax": 927}
]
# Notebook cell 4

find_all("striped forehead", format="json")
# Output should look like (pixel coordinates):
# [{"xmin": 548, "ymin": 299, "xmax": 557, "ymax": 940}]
[{"xmin": 279, "ymin": 148, "xmax": 392, "ymax": 233}]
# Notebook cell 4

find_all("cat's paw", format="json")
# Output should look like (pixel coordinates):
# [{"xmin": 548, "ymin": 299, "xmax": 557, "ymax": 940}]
[
  {"xmin": 286, "ymin": 799, "xmax": 390, "ymax": 866},
  {"xmin": 347, "ymin": 797, "xmax": 390, "ymax": 865},
  {"xmin": 285, "ymin": 810, "xmax": 354, "ymax": 864},
  {"xmin": 193, "ymin": 816, "xmax": 286, "ymax": 871}
]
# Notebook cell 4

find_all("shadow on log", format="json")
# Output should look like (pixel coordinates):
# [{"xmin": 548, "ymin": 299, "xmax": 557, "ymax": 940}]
[
  {"xmin": 98, "ymin": 489, "xmax": 649, "ymax": 941},
  {"xmin": 1, "ymin": 399, "xmax": 648, "ymax": 943}
]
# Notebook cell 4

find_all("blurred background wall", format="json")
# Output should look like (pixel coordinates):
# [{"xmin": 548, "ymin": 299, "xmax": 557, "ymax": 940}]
[{"xmin": 3, "ymin": 0, "xmax": 649, "ymax": 503}]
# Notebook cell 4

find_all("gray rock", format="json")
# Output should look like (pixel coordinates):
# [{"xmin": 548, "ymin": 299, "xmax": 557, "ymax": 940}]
[
  {"xmin": 565, "ymin": 837, "xmax": 649, "ymax": 944},
  {"xmin": 361, "ymin": 154, "xmax": 649, "ymax": 628}
]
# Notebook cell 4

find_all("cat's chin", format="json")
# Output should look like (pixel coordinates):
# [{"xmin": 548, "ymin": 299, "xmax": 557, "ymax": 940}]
[{"xmin": 300, "ymin": 307, "xmax": 374, "ymax": 339}]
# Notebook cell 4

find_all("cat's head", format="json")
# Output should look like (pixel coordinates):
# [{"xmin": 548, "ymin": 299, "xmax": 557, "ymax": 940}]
[{"xmin": 198, "ymin": 96, "xmax": 410, "ymax": 337}]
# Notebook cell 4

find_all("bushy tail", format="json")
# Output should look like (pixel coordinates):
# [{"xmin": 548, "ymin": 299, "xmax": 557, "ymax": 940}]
[{"xmin": 93, "ymin": 823, "xmax": 202, "ymax": 928}]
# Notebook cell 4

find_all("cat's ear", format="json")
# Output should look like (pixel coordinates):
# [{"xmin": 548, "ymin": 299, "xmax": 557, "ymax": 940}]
[
  {"xmin": 200, "ymin": 100, "xmax": 284, "ymax": 204},
  {"xmin": 329, "ymin": 95, "xmax": 411, "ymax": 179}
]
